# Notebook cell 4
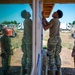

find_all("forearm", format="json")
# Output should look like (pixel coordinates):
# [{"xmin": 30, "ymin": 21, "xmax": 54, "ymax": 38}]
[
  {"xmin": 42, "ymin": 11, "xmax": 52, "ymax": 30},
  {"xmin": 42, "ymin": 16, "xmax": 48, "ymax": 25}
]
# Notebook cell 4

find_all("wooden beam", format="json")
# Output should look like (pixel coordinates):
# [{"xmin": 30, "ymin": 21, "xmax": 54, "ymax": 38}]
[
  {"xmin": 44, "ymin": 14, "xmax": 49, "ymax": 16},
  {"xmin": 43, "ymin": 4, "xmax": 54, "ymax": 6},
  {"xmin": 43, "ymin": 0, "xmax": 75, "ymax": 3},
  {"xmin": 0, "ymin": 0, "xmax": 75, "ymax": 4},
  {"xmin": 43, "ymin": 0, "xmax": 59, "ymax": 3},
  {"xmin": 0, "ymin": 0, "xmax": 32, "ymax": 4},
  {"xmin": 43, "ymin": 4, "xmax": 54, "ymax": 18},
  {"xmin": 59, "ymin": 0, "xmax": 75, "ymax": 3},
  {"xmin": 43, "ymin": 8, "xmax": 51, "ymax": 11}
]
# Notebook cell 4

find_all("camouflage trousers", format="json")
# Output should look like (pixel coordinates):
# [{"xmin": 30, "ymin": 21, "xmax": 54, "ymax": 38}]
[
  {"xmin": 0, "ymin": 55, "xmax": 11, "ymax": 75},
  {"xmin": 47, "ymin": 36, "xmax": 62, "ymax": 68},
  {"xmin": 21, "ymin": 42, "xmax": 32, "ymax": 75}
]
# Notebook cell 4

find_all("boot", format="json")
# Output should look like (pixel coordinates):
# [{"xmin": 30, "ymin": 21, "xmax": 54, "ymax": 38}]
[
  {"xmin": 56, "ymin": 67, "xmax": 62, "ymax": 75},
  {"xmin": 22, "ymin": 66, "xmax": 27, "ymax": 75},
  {"xmin": 1, "ymin": 68, "xmax": 9, "ymax": 75},
  {"xmin": 2, "ymin": 70, "xmax": 8, "ymax": 75},
  {"xmin": 4, "ymin": 70, "xmax": 7, "ymax": 75},
  {"xmin": 48, "ymin": 69, "xmax": 55, "ymax": 75}
]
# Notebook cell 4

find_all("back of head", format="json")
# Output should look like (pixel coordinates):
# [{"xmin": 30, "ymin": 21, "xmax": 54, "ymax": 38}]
[
  {"xmin": 21, "ymin": 10, "xmax": 31, "ymax": 19},
  {"xmin": 2, "ymin": 28, "xmax": 8, "ymax": 35},
  {"xmin": 57, "ymin": 10, "xmax": 63, "ymax": 18}
]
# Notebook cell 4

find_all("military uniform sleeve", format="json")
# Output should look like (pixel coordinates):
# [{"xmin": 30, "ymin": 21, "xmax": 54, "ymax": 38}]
[
  {"xmin": 29, "ymin": 19, "xmax": 32, "ymax": 28},
  {"xmin": 7, "ymin": 37, "xmax": 12, "ymax": 50},
  {"xmin": 49, "ymin": 19, "xmax": 54, "ymax": 27},
  {"xmin": 0, "ymin": 36, "xmax": 4, "ymax": 51}
]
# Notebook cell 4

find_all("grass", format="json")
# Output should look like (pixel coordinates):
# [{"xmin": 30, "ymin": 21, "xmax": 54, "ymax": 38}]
[
  {"xmin": 60, "ymin": 32, "xmax": 74, "ymax": 50},
  {"xmin": 61, "ymin": 43, "xmax": 73, "ymax": 50},
  {"xmin": 11, "ymin": 30, "xmax": 23, "ymax": 48},
  {"xmin": 10, "ymin": 30, "xmax": 74, "ymax": 50},
  {"xmin": 43, "ymin": 31, "xmax": 74, "ymax": 50}
]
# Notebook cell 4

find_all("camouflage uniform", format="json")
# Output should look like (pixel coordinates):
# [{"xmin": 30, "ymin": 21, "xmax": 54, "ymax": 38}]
[
  {"xmin": 0, "ymin": 35, "xmax": 12, "ymax": 75},
  {"xmin": 42, "ymin": 10, "xmax": 63, "ymax": 75},
  {"xmin": 47, "ymin": 19, "xmax": 62, "ymax": 69},
  {"xmin": 47, "ymin": 36, "xmax": 62, "ymax": 68},
  {"xmin": 21, "ymin": 10, "xmax": 32, "ymax": 75}
]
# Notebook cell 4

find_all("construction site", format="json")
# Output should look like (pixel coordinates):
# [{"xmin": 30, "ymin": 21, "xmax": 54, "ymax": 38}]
[{"xmin": 0, "ymin": 0, "xmax": 75, "ymax": 75}]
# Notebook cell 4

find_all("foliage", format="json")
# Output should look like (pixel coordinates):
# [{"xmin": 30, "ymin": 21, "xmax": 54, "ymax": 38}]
[
  {"xmin": 1, "ymin": 20, "xmax": 21, "ymax": 28},
  {"xmin": 43, "ymin": 46, "xmax": 47, "ymax": 49},
  {"xmin": 72, "ymin": 21, "xmax": 75, "ymax": 25},
  {"xmin": 69, "ymin": 23, "xmax": 72, "ymax": 25},
  {"xmin": 2, "ymin": 20, "xmax": 20, "ymax": 25},
  {"xmin": 69, "ymin": 20, "xmax": 75, "ymax": 26},
  {"xmin": 61, "ymin": 43, "xmax": 73, "ymax": 50}
]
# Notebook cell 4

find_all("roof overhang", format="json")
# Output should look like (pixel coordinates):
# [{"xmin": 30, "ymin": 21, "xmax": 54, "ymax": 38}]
[
  {"xmin": 0, "ymin": 0, "xmax": 75, "ymax": 18},
  {"xmin": 0, "ymin": 0, "xmax": 75, "ymax": 4}
]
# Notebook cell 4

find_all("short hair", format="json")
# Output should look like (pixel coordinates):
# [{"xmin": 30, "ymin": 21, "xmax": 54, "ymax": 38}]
[
  {"xmin": 57, "ymin": 10, "xmax": 63, "ymax": 18},
  {"xmin": 2, "ymin": 28, "xmax": 8, "ymax": 34},
  {"xmin": 21, "ymin": 10, "xmax": 27, "ymax": 18},
  {"xmin": 21, "ymin": 10, "xmax": 31, "ymax": 19}
]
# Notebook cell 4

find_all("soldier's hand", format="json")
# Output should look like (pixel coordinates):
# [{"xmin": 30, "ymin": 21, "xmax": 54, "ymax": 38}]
[
  {"xmin": 12, "ymin": 47, "xmax": 15, "ymax": 50},
  {"xmin": 42, "ymin": 11, "xmax": 44, "ymax": 18},
  {"xmin": 71, "ymin": 50, "xmax": 75, "ymax": 57}
]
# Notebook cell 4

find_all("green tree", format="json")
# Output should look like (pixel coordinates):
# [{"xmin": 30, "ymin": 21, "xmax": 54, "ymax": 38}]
[
  {"xmin": 72, "ymin": 21, "xmax": 75, "ymax": 25},
  {"xmin": 14, "ymin": 21, "xmax": 17, "ymax": 24},
  {"xmin": 2, "ymin": 21, "xmax": 9, "ymax": 24},
  {"xmin": 2, "ymin": 21, "xmax": 19, "ymax": 25},
  {"xmin": 69, "ymin": 23, "xmax": 72, "ymax": 25}
]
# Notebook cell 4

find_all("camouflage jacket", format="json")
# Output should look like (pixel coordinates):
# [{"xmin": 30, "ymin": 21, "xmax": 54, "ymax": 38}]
[{"xmin": 1, "ymin": 35, "xmax": 12, "ymax": 54}]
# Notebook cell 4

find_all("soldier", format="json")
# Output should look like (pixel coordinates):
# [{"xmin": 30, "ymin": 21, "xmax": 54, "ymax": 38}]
[
  {"xmin": 71, "ymin": 40, "xmax": 75, "ymax": 68},
  {"xmin": 0, "ymin": 27, "xmax": 13, "ymax": 75},
  {"xmin": 42, "ymin": 10, "xmax": 63, "ymax": 75},
  {"xmin": 72, "ymin": 41, "xmax": 75, "ymax": 57},
  {"xmin": 21, "ymin": 10, "xmax": 32, "ymax": 75}
]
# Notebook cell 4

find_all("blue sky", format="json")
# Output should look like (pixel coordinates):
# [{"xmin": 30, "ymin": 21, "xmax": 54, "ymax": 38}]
[
  {"xmin": 0, "ymin": 4, "xmax": 32, "ymax": 23},
  {"xmin": 0, "ymin": 4, "xmax": 75, "ymax": 24},
  {"xmin": 47, "ymin": 4, "xmax": 75, "ymax": 24}
]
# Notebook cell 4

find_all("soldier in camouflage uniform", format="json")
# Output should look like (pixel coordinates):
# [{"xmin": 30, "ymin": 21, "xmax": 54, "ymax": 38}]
[
  {"xmin": 21, "ymin": 10, "xmax": 32, "ymax": 75},
  {"xmin": 42, "ymin": 10, "xmax": 63, "ymax": 75},
  {"xmin": 0, "ymin": 28, "xmax": 13, "ymax": 75}
]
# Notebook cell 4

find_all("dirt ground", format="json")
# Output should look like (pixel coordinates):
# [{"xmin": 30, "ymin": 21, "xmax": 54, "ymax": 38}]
[
  {"xmin": 0, "ymin": 47, "xmax": 75, "ymax": 75},
  {"xmin": 0, "ymin": 31, "xmax": 75, "ymax": 75},
  {"xmin": 60, "ymin": 48, "xmax": 75, "ymax": 75},
  {"xmin": 43, "ymin": 30, "xmax": 75, "ymax": 75}
]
